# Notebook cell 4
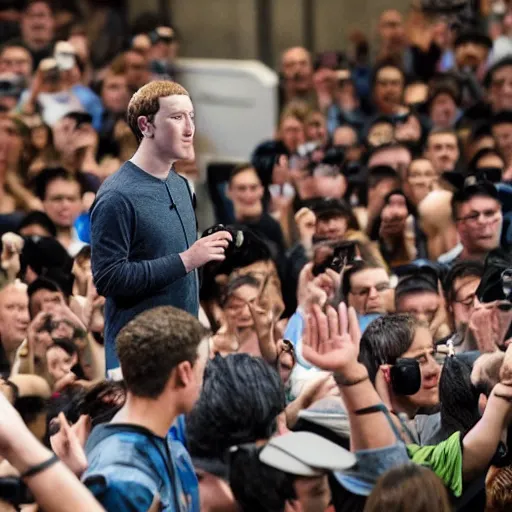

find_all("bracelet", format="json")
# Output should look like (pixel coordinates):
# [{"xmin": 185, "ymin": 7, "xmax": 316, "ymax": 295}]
[
  {"xmin": 21, "ymin": 454, "xmax": 59, "ymax": 479},
  {"xmin": 333, "ymin": 372, "xmax": 369, "ymax": 387}
]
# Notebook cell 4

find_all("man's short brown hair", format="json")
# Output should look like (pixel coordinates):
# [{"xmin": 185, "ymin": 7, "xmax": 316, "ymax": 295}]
[
  {"xmin": 116, "ymin": 306, "xmax": 209, "ymax": 398},
  {"xmin": 127, "ymin": 80, "xmax": 189, "ymax": 142}
]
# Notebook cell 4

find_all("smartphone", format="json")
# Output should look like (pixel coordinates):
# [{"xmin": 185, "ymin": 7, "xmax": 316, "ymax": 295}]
[{"xmin": 312, "ymin": 240, "xmax": 357, "ymax": 276}]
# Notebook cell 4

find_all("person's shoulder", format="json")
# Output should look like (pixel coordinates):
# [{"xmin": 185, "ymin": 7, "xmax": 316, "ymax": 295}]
[{"xmin": 83, "ymin": 473, "xmax": 155, "ymax": 512}]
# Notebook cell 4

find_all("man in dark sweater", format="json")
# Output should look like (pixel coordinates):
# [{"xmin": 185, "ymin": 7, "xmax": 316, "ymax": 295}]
[{"xmin": 90, "ymin": 81, "xmax": 231, "ymax": 376}]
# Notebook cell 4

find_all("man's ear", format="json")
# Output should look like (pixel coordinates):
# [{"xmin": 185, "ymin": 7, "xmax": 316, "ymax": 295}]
[
  {"xmin": 175, "ymin": 360, "xmax": 193, "ymax": 388},
  {"xmin": 380, "ymin": 364, "xmax": 392, "ymax": 384},
  {"xmin": 137, "ymin": 116, "xmax": 154, "ymax": 138}
]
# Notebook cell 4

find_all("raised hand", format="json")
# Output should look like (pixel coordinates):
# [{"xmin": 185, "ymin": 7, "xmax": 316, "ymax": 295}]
[
  {"xmin": 1, "ymin": 232, "xmax": 24, "ymax": 282},
  {"xmin": 302, "ymin": 302, "xmax": 361, "ymax": 374}
]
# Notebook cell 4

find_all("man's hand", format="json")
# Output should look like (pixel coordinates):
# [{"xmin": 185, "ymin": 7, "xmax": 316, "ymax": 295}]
[
  {"xmin": 180, "ymin": 231, "xmax": 232, "ymax": 273},
  {"xmin": 302, "ymin": 303, "xmax": 363, "ymax": 379},
  {"xmin": 1, "ymin": 232, "xmax": 24, "ymax": 282},
  {"xmin": 297, "ymin": 263, "xmax": 341, "ymax": 310},
  {"xmin": 50, "ymin": 413, "xmax": 90, "ymax": 477},
  {"xmin": 295, "ymin": 208, "xmax": 316, "ymax": 250}
]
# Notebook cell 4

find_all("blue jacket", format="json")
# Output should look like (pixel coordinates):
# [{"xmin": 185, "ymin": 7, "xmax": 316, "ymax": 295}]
[
  {"xmin": 90, "ymin": 162, "xmax": 199, "ymax": 372},
  {"xmin": 83, "ymin": 423, "xmax": 199, "ymax": 512}
]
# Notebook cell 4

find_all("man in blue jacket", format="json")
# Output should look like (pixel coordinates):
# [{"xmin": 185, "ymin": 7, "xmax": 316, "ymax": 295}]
[
  {"xmin": 82, "ymin": 306, "xmax": 209, "ymax": 511},
  {"xmin": 90, "ymin": 80, "xmax": 231, "ymax": 375}
]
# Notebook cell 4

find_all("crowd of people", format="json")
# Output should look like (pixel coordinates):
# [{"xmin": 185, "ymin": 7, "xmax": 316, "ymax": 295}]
[{"xmin": 0, "ymin": 0, "xmax": 511, "ymax": 511}]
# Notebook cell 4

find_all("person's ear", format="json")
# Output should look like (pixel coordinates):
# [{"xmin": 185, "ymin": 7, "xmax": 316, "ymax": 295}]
[
  {"xmin": 175, "ymin": 360, "xmax": 193, "ymax": 388},
  {"xmin": 380, "ymin": 364, "xmax": 392, "ymax": 384},
  {"xmin": 137, "ymin": 116, "xmax": 154, "ymax": 138}
]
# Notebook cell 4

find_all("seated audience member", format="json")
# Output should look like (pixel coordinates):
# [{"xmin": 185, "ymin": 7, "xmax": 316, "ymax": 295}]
[
  {"xmin": 342, "ymin": 261, "xmax": 393, "ymax": 316},
  {"xmin": 394, "ymin": 267, "xmax": 450, "ymax": 342},
  {"xmin": 440, "ymin": 180, "xmax": 503, "ymax": 265},
  {"xmin": 404, "ymin": 157, "xmax": 438, "ymax": 206},
  {"xmin": 82, "ymin": 306, "xmax": 209, "ymax": 511},
  {"xmin": 33, "ymin": 166, "xmax": 87, "ymax": 256},
  {"xmin": 424, "ymin": 128, "xmax": 460, "ymax": 175},
  {"xmin": 364, "ymin": 464, "xmax": 452, "ymax": 512},
  {"xmin": 186, "ymin": 353, "xmax": 285, "ymax": 511},
  {"xmin": 370, "ymin": 190, "xmax": 427, "ymax": 268},
  {"xmin": 442, "ymin": 261, "xmax": 484, "ymax": 350},
  {"xmin": 227, "ymin": 163, "xmax": 286, "ymax": 255}
]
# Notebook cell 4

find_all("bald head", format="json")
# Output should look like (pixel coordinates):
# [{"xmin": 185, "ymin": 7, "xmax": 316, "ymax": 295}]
[{"xmin": 281, "ymin": 47, "xmax": 313, "ymax": 97}]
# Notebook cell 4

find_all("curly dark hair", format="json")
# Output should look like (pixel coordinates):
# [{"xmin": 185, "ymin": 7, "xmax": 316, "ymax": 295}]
[{"xmin": 116, "ymin": 306, "xmax": 209, "ymax": 398}]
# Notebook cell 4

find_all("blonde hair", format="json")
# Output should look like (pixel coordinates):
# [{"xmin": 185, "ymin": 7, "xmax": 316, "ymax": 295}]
[{"xmin": 127, "ymin": 80, "xmax": 189, "ymax": 142}]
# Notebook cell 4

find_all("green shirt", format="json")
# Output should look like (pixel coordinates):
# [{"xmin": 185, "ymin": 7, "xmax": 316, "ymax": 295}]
[{"xmin": 407, "ymin": 431, "xmax": 463, "ymax": 497}]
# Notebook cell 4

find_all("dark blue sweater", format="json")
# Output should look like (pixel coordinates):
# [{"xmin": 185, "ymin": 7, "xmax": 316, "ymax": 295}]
[{"xmin": 90, "ymin": 161, "xmax": 198, "ymax": 372}]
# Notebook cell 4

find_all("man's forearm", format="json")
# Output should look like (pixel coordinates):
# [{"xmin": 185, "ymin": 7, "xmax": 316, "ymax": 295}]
[
  {"xmin": 461, "ymin": 390, "xmax": 511, "ymax": 481},
  {"xmin": 337, "ymin": 363, "xmax": 400, "ymax": 451}
]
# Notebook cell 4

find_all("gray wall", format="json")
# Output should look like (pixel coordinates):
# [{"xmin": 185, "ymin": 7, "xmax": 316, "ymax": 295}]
[{"xmin": 128, "ymin": 0, "xmax": 410, "ymax": 67}]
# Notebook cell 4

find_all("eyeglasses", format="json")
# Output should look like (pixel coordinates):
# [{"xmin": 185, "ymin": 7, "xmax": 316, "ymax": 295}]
[
  {"xmin": 456, "ymin": 208, "xmax": 500, "ymax": 224},
  {"xmin": 350, "ymin": 283, "xmax": 390, "ymax": 297}
]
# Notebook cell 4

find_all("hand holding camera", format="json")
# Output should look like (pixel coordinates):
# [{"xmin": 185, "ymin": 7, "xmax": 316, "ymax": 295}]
[{"xmin": 180, "ymin": 229, "xmax": 233, "ymax": 273}]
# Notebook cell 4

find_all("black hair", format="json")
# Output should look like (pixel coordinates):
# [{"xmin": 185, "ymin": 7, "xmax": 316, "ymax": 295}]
[
  {"xmin": 439, "ymin": 356, "xmax": 481, "ymax": 437},
  {"xmin": 220, "ymin": 274, "xmax": 260, "ymax": 307},
  {"xmin": 229, "ymin": 443, "xmax": 294, "ymax": 512},
  {"xmin": 49, "ymin": 338, "xmax": 77, "ymax": 358},
  {"xmin": 17, "ymin": 210, "xmax": 57, "ymax": 237},
  {"xmin": 27, "ymin": 276, "xmax": 61, "ymax": 298},
  {"xmin": 468, "ymin": 147, "xmax": 505, "ymax": 171},
  {"xmin": 484, "ymin": 56, "xmax": 512, "ymax": 88},
  {"xmin": 367, "ymin": 165, "xmax": 401, "ymax": 190},
  {"xmin": 451, "ymin": 182, "xmax": 499, "ymax": 221},
  {"xmin": 443, "ymin": 260, "xmax": 484, "ymax": 303},
  {"xmin": 228, "ymin": 163, "xmax": 259, "ymax": 185},
  {"xmin": 186, "ymin": 354, "xmax": 285, "ymax": 459},
  {"xmin": 371, "ymin": 59, "xmax": 406, "ymax": 90},
  {"xmin": 358, "ymin": 314, "xmax": 421, "ymax": 383},
  {"xmin": 341, "ymin": 260, "xmax": 383, "ymax": 299},
  {"xmin": 32, "ymin": 166, "xmax": 85, "ymax": 201}
]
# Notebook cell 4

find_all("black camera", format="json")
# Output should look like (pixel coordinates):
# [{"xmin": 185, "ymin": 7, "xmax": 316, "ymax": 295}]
[
  {"xmin": 390, "ymin": 358, "xmax": 422, "ymax": 396},
  {"xmin": 202, "ymin": 224, "xmax": 244, "ymax": 260},
  {"xmin": 0, "ymin": 477, "xmax": 34, "ymax": 508},
  {"xmin": 312, "ymin": 240, "xmax": 357, "ymax": 276}
]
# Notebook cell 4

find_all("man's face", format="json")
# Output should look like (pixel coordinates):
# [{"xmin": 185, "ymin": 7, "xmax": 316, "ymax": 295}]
[
  {"xmin": 0, "ymin": 116, "xmax": 23, "ymax": 170},
  {"xmin": 333, "ymin": 126, "xmax": 357, "ymax": 147},
  {"xmin": 367, "ymin": 121, "xmax": 394, "ymax": 147},
  {"xmin": 150, "ymin": 95, "xmax": 195, "ymax": 161},
  {"xmin": 124, "ymin": 51, "xmax": 149, "ymax": 90},
  {"xmin": 406, "ymin": 158, "xmax": 437, "ymax": 205},
  {"xmin": 373, "ymin": 66, "xmax": 404, "ymax": 114},
  {"xmin": 224, "ymin": 284, "xmax": 259, "ymax": 330},
  {"xmin": 315, "ymin": 215, "xmax": 348, "ymax": 240},
  {"xmin": 101, "ymin": 74, "xmax": 129, "ymax": 114},
  {"xmin": 305, "ymin": 112, "xmax": 327, "ymax": 145},
  {"xmin": 30, "ymin": 288, "xmax": 64, "ymax": 317},
  {"xmin": 399, "ymin": 327, "xmax": 440, "ymax": 410},
  {"xmin": 293, "ymin": 476, "xmax": 331, "ymax": 512},
  {"xmin": 456, "ymin": 196, "xmax": 503, "ymax": 255},
  {"xmin": 378, "ymin": 10, "xmax": 405, "ymax": 49},
  {"xmin": 426, "ymin": 133, "xmax": 459, "ymax": 173},
  {"xmin": 0, "ymin": 47, "xmax": 32, "ymax": 80},
  {"xmin": 368, "ymin": 147, "xmax": 411, "ymax": 177},
  {"xmin": 492, "ymin": 122, "xmax": 512, "ymax": 164},
  {"xmin": 0, "ymin": 284, "xmax": 30, "ymax": 355},
  {"xmin": 281, "ymin": 47, "xmax": 313, "ymax": 94},
  {"xmin": 348, "ymin": 268, "xmax": 392, "ymax": 315},
  {"xmin": 280, "ymin": 115, "xmax": 305, "ymax": 153},
  {"xmin": 46, "ymin": 345, "xmax": 76, "ymax": 382},
  {"xmin": 396, "ymin": 291, "xmax": 441, "ymax": 325},
  {"xmin": 450, "ymin": 275, "xmax": 481, "ymax": 331},
  {"xmin": 489, "ymin": 65, "xmax": 512, "ymax": 113},
  {"xmin": 429, "ymin": 93, "xmax": 457, "ymax": 129},
  {"xmin": 21, "ymin": 2, "xmax": 54, "ymax": 50},
  {"xmin": 313, "ymin": 169, "xmax": 347, "ymax": 200},
  {"xmin": 380, "ymin": 193, "xmax": 409, "ymax": 236},
  {"xmin": 228, "ymin": 168, "xmax": 264, "ymax": 219},
  {"xmin": 455, "ymin": 42, "xmax": 489, "ymax": 71},
  {"xmin": 43, "ymin": 178, "xmax": 82, "ymax": 228}
]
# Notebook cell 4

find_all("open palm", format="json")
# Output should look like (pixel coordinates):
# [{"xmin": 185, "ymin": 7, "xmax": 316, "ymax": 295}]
[{"xmin": 302, "ymin": 303, "xmax": 361, "ymax": 373}]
